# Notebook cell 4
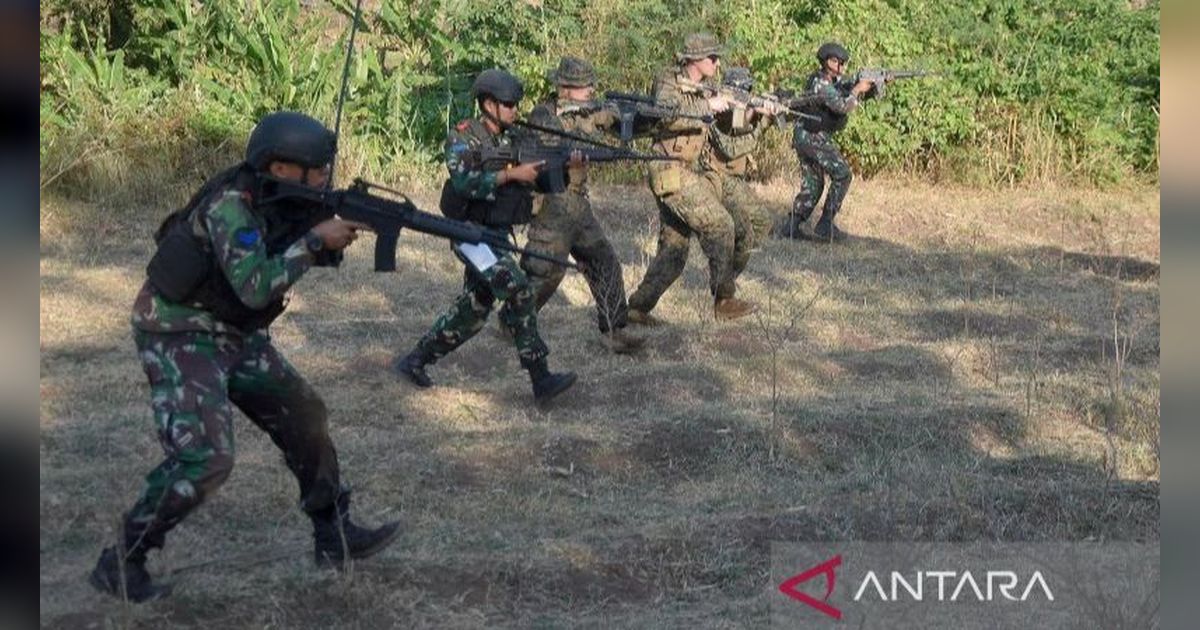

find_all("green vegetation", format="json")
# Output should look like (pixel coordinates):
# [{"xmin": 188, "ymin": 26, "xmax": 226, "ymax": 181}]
[{"xmin": 41, "ymin": 0, "xmax": 1159, "ymax": 200}]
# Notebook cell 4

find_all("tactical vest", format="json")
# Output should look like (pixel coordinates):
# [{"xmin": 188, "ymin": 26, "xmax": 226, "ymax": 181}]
[
  {"xmin": 145, "ymin": 166, "xmax": 320, "ymax": 332},
  {"xmin": 438, "ymin": 118, "xmax": 537, "ymax": 228},
  {"xmin": 651, "ymin": 71, "xmax": 710, "ymax": 163},
  {"xmin": 439, "ymin": 180, "xmax": 534, "ymax": 229},
  {"xmin": 800, "ymin": 71, "xmax": 849, "ymax": 134}
]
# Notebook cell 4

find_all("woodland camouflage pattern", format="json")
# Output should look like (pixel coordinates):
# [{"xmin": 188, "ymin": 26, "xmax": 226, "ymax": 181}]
[
  {"xmin": 122, "ymin": 183, "xmax": 338, "ymax": 553},
  {"xmin": 412, "ymin": 117, "xmax": 550, "ymax": 368},
  {"xmin": 788, "ymin": 71, "xmax": 861, "ymax": 233},
  {"xmin": 444, "ymin": 118, "xmax": 511, "ymax": 201},
  {"xmin": 131, "ymin": 190, "xmax": 313, "ymax": 335},
  {"xmin": 124, "ymin": 328, "xmax": 341, "ymax": 551}
]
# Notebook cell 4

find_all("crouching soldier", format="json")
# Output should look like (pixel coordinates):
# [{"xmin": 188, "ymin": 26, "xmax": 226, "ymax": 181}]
[
  {"xmin": 780, "ymin": 42, "xmax": 876, "ymax": 242},
  {"xmin": 91, "ymin": 112, "xmax": 400, "ymax": 602}
]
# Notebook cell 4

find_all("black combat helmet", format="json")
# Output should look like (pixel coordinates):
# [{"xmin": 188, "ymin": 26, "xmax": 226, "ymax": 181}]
[
  {"xmin": 245, "ymin": 111, "xmax": 336, "ymax": 171},
  {"xmin": 471, "ymin": 69, "xmax": 525, "ymax": 103},
  {"xmin": 816, "ymin": 42, "xmax": 851, "ymax": 64}
]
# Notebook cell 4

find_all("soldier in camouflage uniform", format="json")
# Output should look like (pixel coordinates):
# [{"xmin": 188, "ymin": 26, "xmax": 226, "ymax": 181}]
[
  {"xmin": 704, "ymin": 66, "xmax": 776, "ymax": 293},
  {"xmin": 779, "ymin": 42, "xmax": 876, "ymax": 242},
  {"xmin": 627, "ymin": 32, "xmax": 758, "ymax": 324},
  {"xmin": 393, "ymin": 69, "xmax": 577, "ymax": 402},
  {"xmin": 520, "ymin": 56, "xmax": 645, "ymax": 354},
  {"xmin": 90, "ymin": 112, "xmax": 399, "ymax": 603}
]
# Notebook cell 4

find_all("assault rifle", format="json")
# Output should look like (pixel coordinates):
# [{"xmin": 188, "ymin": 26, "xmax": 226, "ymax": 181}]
[
  {"xmin": 470, "ymin": 116, "xmax": 682, "ymax": 193},
  {"xmin": 261, "ymin": 176, "xmax": 579, "ymax": 271},
  {"xmin": 677, "ymin": 77, "xmax": 821, "ymax": 124},
  {"xmin": 600, "ymin": 91, "xmax": 714, "ymax": 146},
  {"xmin": 850, "ymin": 68, "xmax": 936, "ymax": 98}
]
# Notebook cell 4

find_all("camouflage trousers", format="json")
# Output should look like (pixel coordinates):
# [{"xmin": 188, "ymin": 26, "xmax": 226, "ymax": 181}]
[
  {"xmin": 415, "ymin": 250, "xmax": 549, "ymax": 369},
  {"xmin": 786, "ymin": 127, "xmax": 853, "ymax": 234},
  {"xmin": 629, "ymin": 168, "xmax": 761, "ymax": 313},
  {"xmin": 718, "ymin": 174, "xmax": 773, "ymax": 286},
  {"xmin": 124, "ymin": 328, "xmax": 341, "ymax": 552},
  {"xmin": 521, "ymin": 192, "xmax": 629, "ymax": 333}
]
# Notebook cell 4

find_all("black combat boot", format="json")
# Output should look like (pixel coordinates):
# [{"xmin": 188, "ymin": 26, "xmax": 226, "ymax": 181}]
[
  {"xmin": 775, "ymin": 210, "xmax": 812, "ymax": 240},
  {"xmin": 310, "ymin": 490, "xmax": 401, "ymax": 569},
  {"xmin": 89, "ymin": 536, "xmax": 172, "ymax": 603},
  {"xmin": 392, "ymin": 347, "xmax": 434, "ymax": 388},
  {"xmin": 527, "ymin": 360, "xmax": 577, "ymax": 402},
  {"xmin": 812, "ymin": 213, "xmax": 847, "ymax": 243}
]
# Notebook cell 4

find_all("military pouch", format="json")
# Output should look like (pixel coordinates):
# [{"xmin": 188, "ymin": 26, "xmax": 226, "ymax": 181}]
[
  {"xmin": 649, "ymin": 165, "xmax": 682, "ymax": 197},
  {"xmin": 487, "ymin": 184, "xmax": 534, "ymax": 228},
  {"xmin": 146, "ymin": 223, "xmax": 209, "ymax": 302},
  {"xmin": 438, "ymin": 180, "xmax": 471, "ymax": 221},
  {"xmin": 730, "ymin": 105, "xmax": 747, "ymax": 131}
]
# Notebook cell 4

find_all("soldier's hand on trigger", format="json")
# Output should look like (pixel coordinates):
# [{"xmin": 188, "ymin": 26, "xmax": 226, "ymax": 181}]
[
  {"xmin": 312, "ymin": 219, "xmax": 369, "ymax": 251},
  {"xmin": 852, "ymin": 79, "xmax": 875, "ymax": 95},
  {"xmin": 499, "ymin": 160, "xmax": 545, "ymax": 185}
]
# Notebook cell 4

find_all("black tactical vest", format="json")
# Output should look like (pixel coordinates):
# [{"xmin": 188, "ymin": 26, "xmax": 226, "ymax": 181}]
[
  {"xmin": 438, "ymin": 179, "xmax": 534, "ymax": 229},
  {"xmin": 800, "ymin": 71, "xmax": 850, "ymax": 134},
  {"xmin": 146, "ymin": 165, "xmax": 326, "ymax": 332},
  {"xmin": 438, "ymin": 119, "xmax": 536, "ymax": 229}
]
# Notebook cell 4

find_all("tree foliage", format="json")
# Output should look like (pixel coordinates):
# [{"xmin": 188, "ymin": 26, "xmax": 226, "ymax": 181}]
[{"xmin": 41, "ymin": 0, "xmax": 1159, "ymax": 187}]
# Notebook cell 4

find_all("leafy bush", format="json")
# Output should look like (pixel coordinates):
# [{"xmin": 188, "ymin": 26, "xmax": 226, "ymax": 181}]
[{"xmin": 40, "ymin": 0, "xmax": 1159, "ymax": 205}]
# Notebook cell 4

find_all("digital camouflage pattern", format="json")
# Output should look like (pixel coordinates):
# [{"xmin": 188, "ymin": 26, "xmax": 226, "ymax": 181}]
[
  {"xmin": 547, "ymin": 56, "xmax": 596, "ymax": 88},
  {"xmin": 124, "ymin": 328, "xmax": 340, "ymax": 551},
  {"xmin": 629, "ymin": 168, "xmax": 739, "ymax": 312},
  {"xmin": 414, "ymin": 253, "xmax": 549, "ymax": 368},
  {"xmin": 677, "ymin": 32, "xmax": 723, "ymax": 61},
  {"xmin": 629, "ymin": 64, "xmax": 745, "ymax": 313},
  {"xmin": 132, "ymin": 189, "xmax": 313, "ymax": 335},
  {"xmin": 705, "ymin": 112, "xmax": 772, "ymax": 292},
  {"xmin": 413, "ymin": 116, "xmax": 551, "ymax": 368},
  {"xmin": 521, "ymin": 98, "xmax": 630, "ymax": 333}
]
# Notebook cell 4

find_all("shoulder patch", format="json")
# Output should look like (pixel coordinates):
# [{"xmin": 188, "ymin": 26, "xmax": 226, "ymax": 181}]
[{"xmin": 234, "ymin": 227, "xmax": 261, "ymax": 247}]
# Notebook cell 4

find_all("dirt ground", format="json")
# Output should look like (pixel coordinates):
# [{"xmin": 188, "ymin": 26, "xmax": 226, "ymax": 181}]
[{"xmin": 40, "ymin": 177, "xmax": 1159, "ymax": 628}]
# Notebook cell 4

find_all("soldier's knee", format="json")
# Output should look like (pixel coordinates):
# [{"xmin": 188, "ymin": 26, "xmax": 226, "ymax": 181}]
[
  {"xmin": 289, "ymin": 387, "xmax": 330, "ymax": 428},
  {"xmin": 522, "ymin": 256, "xmax": 563, "ymax": 285},
  {"xmin": 829, "ymin": 164, "xmax": 853, "ymax": 185},
  {"xmin": 207, "ymin": 453, "xmax": 235, "ymax": 489},
  {"xmin": 177, "ymin": 451, "xmax": 234, "ymax": 501}
]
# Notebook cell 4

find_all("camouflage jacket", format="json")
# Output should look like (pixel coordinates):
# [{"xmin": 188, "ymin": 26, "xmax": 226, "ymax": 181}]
[
  {"xmin": 528, "ymin": 98, "xmax": 619, "ymax": 194},
  {"xmin": 650, "ymin": 68, "xmax": 717, "ymax": 164},
  {"xmin": 799, "ymin": 70, "xmax": 861, "ymax": 134},
  {"xmin": 132, "ymin": 188, "xmax": 315, "ymax": 335},
  {"xmin": 445, "ymin": 117, "xmax": 514, "ymax": 201}
]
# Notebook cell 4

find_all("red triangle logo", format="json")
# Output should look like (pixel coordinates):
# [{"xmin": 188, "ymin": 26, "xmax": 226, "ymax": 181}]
[{"xmin": 778, "ymin": 554, "xmax": 843, "ymax": 620}]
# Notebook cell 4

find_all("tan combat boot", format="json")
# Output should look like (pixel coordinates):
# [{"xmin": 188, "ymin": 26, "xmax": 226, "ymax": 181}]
[
  {"xmin": 627, "ymin": 309, "xmax": 666, "ymax": 326},
  {"xmin": 714, "ymin": 297, "xmax": 756, "ymax": 321},
  {"xmin": 600, "ymin": 328, "xmax": 646, "ymax": 354}
]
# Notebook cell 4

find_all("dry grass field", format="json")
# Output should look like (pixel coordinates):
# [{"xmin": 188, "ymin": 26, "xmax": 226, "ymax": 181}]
[{"xmin": 40, "ymin": 177, "xmax": 1159, "ymax": 628}]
